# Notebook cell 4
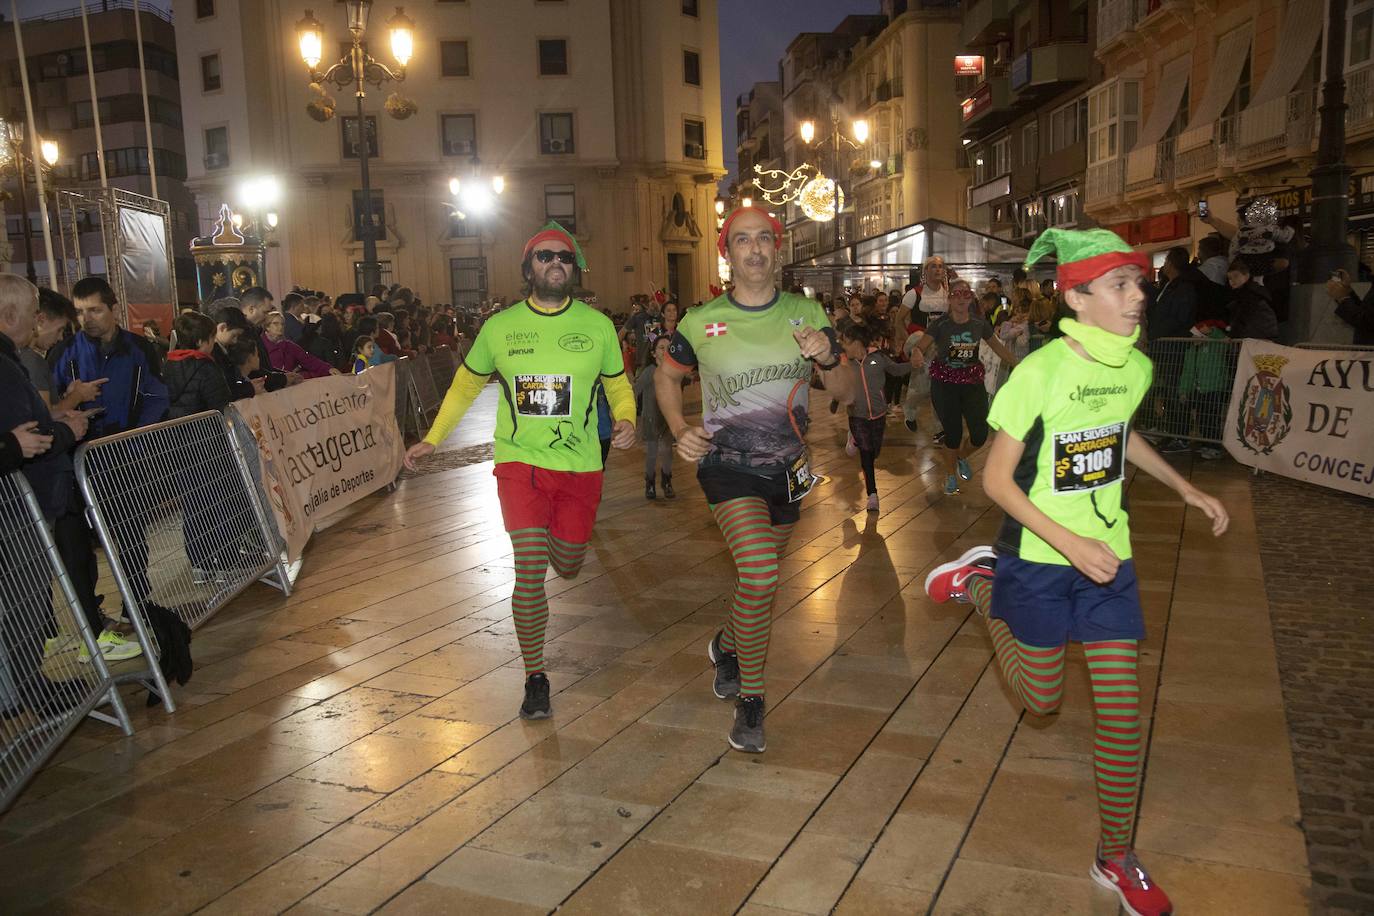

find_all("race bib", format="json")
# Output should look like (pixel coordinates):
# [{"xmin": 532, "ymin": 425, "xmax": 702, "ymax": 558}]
[
  {"xmin": 947, "ymin": 341, "xmax": 979, "ymax": 364},
  {"xmin": 785, "ymin": 453, "xmax": 815, "ymax": 503},
  {"xmin": 1052, "ymin": 422, "xmax": 1125, "ymax": 492},
  {"xmin": 514, "ymin": 374, "xmax": 572, "ymax": 417}
]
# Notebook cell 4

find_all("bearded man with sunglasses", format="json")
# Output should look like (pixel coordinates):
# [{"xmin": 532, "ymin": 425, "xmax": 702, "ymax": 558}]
[{"xmin": 405, "ymin": 222, "xmax": 635, "ymax": 721}]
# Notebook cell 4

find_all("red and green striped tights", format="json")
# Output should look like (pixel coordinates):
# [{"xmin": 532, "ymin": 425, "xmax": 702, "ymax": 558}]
[
  {"xmin": 968, "ymin": 576, "xmax": 1143, "ymax": 858},
  {"xmin": 711, "ymin": 498, "xmax": 795, "ymax": 697},
  {"xmin": 509, "ymin": 528, "xmax": 588, "ymax": 674}
]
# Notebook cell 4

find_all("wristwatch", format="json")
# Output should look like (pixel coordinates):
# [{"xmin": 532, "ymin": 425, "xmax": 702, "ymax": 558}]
[{"xmin": 812, "ymin": 356, "xmax": 839, "ymax": 371}]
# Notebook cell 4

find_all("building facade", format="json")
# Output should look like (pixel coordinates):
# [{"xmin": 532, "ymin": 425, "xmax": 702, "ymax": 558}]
[
  {"xmin": 1, "ymin": 3, "xmax": 199, "ymax": 302},
  {"xmin": 958, "ymin": 0, "xmax": 1097, "ymax": 246},
  {"xmin": 780, "ymin": 1, "xmax": 966, "ymax": 268},
  {"xmin": 172, "ymin": 0, "xmax": 725, "ymax": 309},
  {"xmin": 735, "ymin": 80, "xmax": 783, "ymax": 204},
  {"xmin": 1084, "ymin": 0, "xmax": 1374, "ymax": 263}
]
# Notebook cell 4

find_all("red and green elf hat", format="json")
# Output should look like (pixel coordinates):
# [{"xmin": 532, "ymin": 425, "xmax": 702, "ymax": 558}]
[
  {"xmin": 1025, "ymin": 227, "xmax": 1149, "ymax": 289},
  {"xmin": 522, "ymin": 220, "xmax": 588, "ymax": 271}
]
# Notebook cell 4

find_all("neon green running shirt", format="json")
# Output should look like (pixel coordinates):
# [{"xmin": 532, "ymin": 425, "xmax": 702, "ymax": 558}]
[
  {"xmin": 666, "ymin": 291, "xmax": 836, "ymax": 468},
  {"xmin": 461, "ymin": 299, "xmax": 625, "ymax": 472},
  {"xmin": 986, "ymin": 337, "xmax": 1152, "ymax": 565}
]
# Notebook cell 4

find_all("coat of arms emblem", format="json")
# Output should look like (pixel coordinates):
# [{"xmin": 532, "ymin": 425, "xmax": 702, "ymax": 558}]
[{"xmin": 1236, "ymin": 352, "xmax": 1292, "ymax": 454}]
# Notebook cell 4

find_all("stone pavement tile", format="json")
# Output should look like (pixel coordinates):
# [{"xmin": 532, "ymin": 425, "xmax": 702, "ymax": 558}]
[
  {"xmin": 293, "ymin": 733, "xmax": 456, "ymax": 794},
  {"xmin": 787, "ymin": 660, "xmax": 916, "ymax": 712},
  {"xmin": 374, "ymin": 707, "xmax": 499, "ymax": 747},
  {"xmin": 1135, "ymin": 814, "xmax": 1310, "ymax": 877},
  {"xmin": 834, "ymin": 879, "xmax": 931, "ymax": 916},
  {"xmin": 377, "ymin": 880, "xmax": 548, "ymax": 916},
  {"xmin": 401, "ymin": 667, "xmax": 529, "ymax": 725},
  {"xmin": 298, "ymin": 822, "xmax": 397, "ymax": 865},
  {"xmin": 425, "ymin": 846, "xmax": 587, "ymax": 909},
  {"xmin": 552, "ymin": 722, "xmax": 726, "ymax": 806},
  {"xmin": 471, "ymin": 789, "xmax": 656, "ymax": 871},
  {"xmin": 749, "ymin": 701, "xmax": 888, "ymax": 776},
  {"xmin": 363, "ymin": 670, "xmax": 465, "ymax": 698},
  {"xmin": 1144, "ymin": 851, "xmax": 1313, "ymax": 914},
  {"xmin": 639, "ymin": 672, "xmax": 734, "ymax": 733},
  {"xmin": 162, "ymin": 737, "xmax": 328, "ymax": 801},
  {"xmin": 853, "ymin": 811, "xmax": 966, "ymax": 893},
  {"xmin": 558, "ymin": 839, "xmax": 769, "ymax": 916},
  {"xmin": 748, "ymin": 832, "xmax": 870, "ymax": 914},
  {"xmin": 393, "ymin": 642, "xmax": 513, "ymax": 682},
  {"xmin": 737, "ymin": 904, "xmax": 813, "ymax": 916},
  {"xmin": 261, "ymin": 686, "xmax": 434, "ymax": 752},
  {"xmin": 195, "ymin": 853, "xmax": 347, "ymax": 916},
  {"xmin": 958, "ymin": 771, "xmax": 1101, "ymax": 879},
  {"xmin": 61, "ymin": 777, "xmax": 382, "ymax": 916},
  {"xmin": 0, "ymin": 808, "xmax": 183, "ymax": 910},
  {"xmin": 930, "ymin": 858, "xmax": 1117, "ymax": 915},
  {"xmin": 806, "ymin": 750, "xmax": 924, "ymax": 842},
  {"xmin": 640, "ymin": 781, "xmax": 816, "ymax": 864},
  {"xmin": 693, "ymin": 757, "xmax": 839, "ymax": 804},
  {"xmin": 351, "ymin": 770, "xmax": 480, "ymax": 833}
]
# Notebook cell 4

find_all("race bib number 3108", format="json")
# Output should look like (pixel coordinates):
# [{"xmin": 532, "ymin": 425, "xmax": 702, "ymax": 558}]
[
  {"xmin": 1053, "ymin": 422, "xmax": 1125, "ymax": 492},
  {"xmin": 514, "ymin": 374, "xmax": 572, "ymax": 417}
]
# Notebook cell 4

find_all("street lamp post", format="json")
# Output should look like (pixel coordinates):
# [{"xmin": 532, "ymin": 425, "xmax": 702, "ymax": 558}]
[
  {"xmin": 0, "ymin": 120, "xmax": 59, "ymax": 285},
  {"xmin": 296, "ymin": 1, "xmax": 415, "ymax": 295},
  {"xmin": 238, "ymin": 175, "xmax": 281, "ymax": 284},
  {"xmin": 448, "ymin": 163, "xmax": 505, "ymax": 305},
  {"xmin": 798, "ymin": 115, "xmax": 868, "ymax": 253}
]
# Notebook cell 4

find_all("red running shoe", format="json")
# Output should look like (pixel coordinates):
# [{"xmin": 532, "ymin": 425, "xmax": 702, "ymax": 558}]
[
  {"xmin": 923, "ymin": 546, "xmax": 996, "ymax": 604},
  {"xmin": 1091, "ymin": 849, "xmax": 1173, "ymax": 916}
]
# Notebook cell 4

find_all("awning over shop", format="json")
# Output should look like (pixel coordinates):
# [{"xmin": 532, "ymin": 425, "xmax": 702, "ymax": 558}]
[
  {"xmin": 1182, "ymin": 26, "xmax": 1252, "ymax": 137},
  {"xmin": 1248, "ymin": 0, "xmax": 1322, "ymax": 107},
  {"xmin": 1136, "ymin": 54, "xmax": 1192, "ymax": 150}
]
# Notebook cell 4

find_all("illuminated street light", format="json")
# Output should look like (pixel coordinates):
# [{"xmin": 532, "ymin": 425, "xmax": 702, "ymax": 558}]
[
  {"xmin": 388, "ymin": 7, "xmax": 415, "ymax": 67},
  {"xmin": 852, "ymin": 119, "xmax": 869, "ymax": 144},
  {"xmin": 799, "ymin": 119, "xmax": 816, "ymax": 144},
  {"xmin": 40, "ymin": 139, "xmax": 59, "ymax": 167}
]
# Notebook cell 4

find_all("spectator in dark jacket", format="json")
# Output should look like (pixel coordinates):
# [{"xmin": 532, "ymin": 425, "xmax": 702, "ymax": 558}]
[
  {"xmin": 1226, "ymin": 259, "xmax": 1280, "ymax": 341},
  {"xmin": 1325, "ymin": 268, "xmax": 1374, "ymax": 345},
  {"xmin": 1145, "ymin": 248, "xmax": 1200, "ymax": 451},
  {"xmin": 280, "ymin": 292, "xmax": 306, "ymax": 342},
  {"xmin": 304, "ymin": 314, "xmax": 345, "ymax": 370},
  {"xmin": 50, "ymin": 276, "xmax": 169, "ymax": 438},
  {"xmin": 165, "ymin": 312, "xmax": 232, "ymax": 419},
  {"xmin": 238, "ymin": 286, "xmax": 290, "ymax": 390}
]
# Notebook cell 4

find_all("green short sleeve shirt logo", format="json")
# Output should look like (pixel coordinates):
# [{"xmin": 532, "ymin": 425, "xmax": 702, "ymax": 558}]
[
  {"xmin": 464, "ymin": 299, "xmax": 624, "ymax": 472},
  {"xmin": 987, "ymin": 338, "xmax": 1153, "ymax": 565},
  {"xmin": 667, "ymin": 291, "xmax": 832, "ymax": 468}
]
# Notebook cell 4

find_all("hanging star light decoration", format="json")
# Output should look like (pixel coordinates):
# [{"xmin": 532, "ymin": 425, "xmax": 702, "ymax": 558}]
[{"xmin": 753, "ymin": 162, "xmax": 818, "ymax": 207}]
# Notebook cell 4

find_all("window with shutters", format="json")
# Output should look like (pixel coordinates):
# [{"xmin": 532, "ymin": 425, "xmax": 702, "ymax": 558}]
[
  {"xmin": 545, "ymin": 184, "xmax": 577, "ymax": 233},
  {"xmin": 440, "ymin": 41, "xmax": 470, "ymax": 77},
  {"xmin": 1221, "ymin": 54, "xmax": 1251, "ymax": 119},
  {"xmin": 1087, "ymin": 79, "xmax": 1139, "ymax": 163},
  {"xmin": 539, "ymin": 112, "xmax": 575, "ymax": 154},
  {"xmin": 683, "ymin": 49, "xmax": 701, "ymax": 86},
  {"xmin": 991, "ymin": 135, "xmax": 1011, "ymax": 176},
  {"xmin": 1022, "ymin": 121, "xmax": 1038, "ymax": 165},
  {"xmin": 1351, "ymin": 1, "xmax": 1374, "ymax": 68},
  {"xmin": 538, "ymin": 39, "xmax": 569, "ymax": 76},
  {"xmin": 441, "ymin": 114, "xmax": 477, "ymax": 157},
  {"xmin": 201, "ymin": 53, "xmax": 221, "ymax": 92}
]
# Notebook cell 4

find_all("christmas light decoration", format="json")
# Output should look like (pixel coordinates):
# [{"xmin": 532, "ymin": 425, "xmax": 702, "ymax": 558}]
[
  {"xmin": 799, "ymin": 176, "xmax": 843, "ymax": 222},
  {"xmin": 752, "ymin": 162, "xmax": 818, "ymax": 206}
]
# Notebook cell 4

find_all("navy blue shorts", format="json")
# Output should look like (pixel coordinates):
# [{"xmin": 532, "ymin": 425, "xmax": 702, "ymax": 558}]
[{"xmin": 989, "ymin": 554, "xmax": 1145, "ymax": 647}]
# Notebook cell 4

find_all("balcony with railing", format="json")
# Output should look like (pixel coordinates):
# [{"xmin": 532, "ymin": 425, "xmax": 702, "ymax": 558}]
[
  {"xmin": 1085, "ymin": 158, "xmax": 1126, "ymax": 209},
  {"xmin": 962, "ymin": 0, "xmax": 1012, "ymax": 47},
  {"xmin": 1235, "ymin": 87, "xmax": 1318, "ymax": 162},
  {"xmin": 1097, "ymin": 0, "xmax": 1140, "ymax": 51},
  {"xmin": 1347, "ymin": 63, "xmax": 1374, "ymax": 134},
  {"xmin": 1124, "ymin": 137, "xmax": 1175, "ymax": 195}
]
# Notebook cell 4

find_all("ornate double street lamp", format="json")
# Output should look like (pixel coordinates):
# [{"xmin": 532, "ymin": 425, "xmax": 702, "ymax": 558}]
[
  {"xmin": 296, "ymin": 0, "xmax": 416, "ymax": 294},
  {"xmin": 751, "ymin": 114, "xmax": 868, "ymax": 255},
  {"xmin": 0, "ymin": 118, "xmax": 60, "ymax": 285},
  {"xmin": 236, "ymin": 174, "xmax": 282, "ymax": 277},
  {"xmin": 448, "ymin": 163, "xmax": 504, "ymax": 304}
]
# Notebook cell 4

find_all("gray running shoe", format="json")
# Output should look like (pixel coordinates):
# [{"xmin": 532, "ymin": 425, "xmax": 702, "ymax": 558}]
[
  {"xmin": 729, "ymin": 695, "xmax": 766, "ymax": 753},
  {"xmin": 707, "ymin": 631, "xmax": 740, "ymax": 699}
]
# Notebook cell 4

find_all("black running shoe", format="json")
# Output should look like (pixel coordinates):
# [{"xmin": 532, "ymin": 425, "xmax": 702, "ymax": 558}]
[
  {"xmin": 661, "ymin": 474, "xmax": 675, "ymax": 499},
  {"xmin": 729, "ymin": 695, "xmax": 766, "ymax": 753},
  {"xmin": 828, "ymin": 399, "xmax": 838, "ymax": 414},
  {"xmin": 905, "ymin": 418, "xmax": 918, "ymax": 432},
  {"xmin": 519, "ymin": 672, "xmax": 552, "ymax": 719},
  {"xmin": 707, "ymin": 631, "xmax": 740, "ymax": 700}
]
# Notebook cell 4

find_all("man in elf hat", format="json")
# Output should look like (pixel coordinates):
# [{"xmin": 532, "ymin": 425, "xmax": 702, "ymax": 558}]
[
  {"xmin": 404, "ymin": 221, "xmax": 636, "ymax": 721},
  {"xmin": 654, "ymin": 205, "xmax": 853, "ymax": 754},
  {"xmin": 922, "ymin": 228, "xmax": 1229, "ymax": 916}
]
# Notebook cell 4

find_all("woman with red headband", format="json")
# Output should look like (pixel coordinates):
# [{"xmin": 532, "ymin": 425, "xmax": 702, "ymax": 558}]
[{"xmin": 403, "ymin": 222, "xmax": 636, "ymax": 721}]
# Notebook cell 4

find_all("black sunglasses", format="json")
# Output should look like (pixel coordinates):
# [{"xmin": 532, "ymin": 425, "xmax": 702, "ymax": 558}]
[{"xmin": 533, "ymin": 249, "xmax": 577, "ymax": 265}]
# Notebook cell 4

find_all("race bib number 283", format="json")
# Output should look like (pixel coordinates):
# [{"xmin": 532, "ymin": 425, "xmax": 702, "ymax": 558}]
[{"xmin": 1053, "ymin": 422, "xmax": 1125, "ymax": 492}]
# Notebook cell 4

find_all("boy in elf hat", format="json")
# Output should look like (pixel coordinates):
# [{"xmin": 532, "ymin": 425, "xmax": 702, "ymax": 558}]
[{"xmin": 923, "ymin": 228, "xmax": 1229, "ymax": 916}]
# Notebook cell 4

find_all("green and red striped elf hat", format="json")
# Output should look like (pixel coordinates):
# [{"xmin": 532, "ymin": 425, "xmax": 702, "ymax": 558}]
[{"xmin": 1025, "ymin": 227, "xmax": 1149, "ymax": 289}]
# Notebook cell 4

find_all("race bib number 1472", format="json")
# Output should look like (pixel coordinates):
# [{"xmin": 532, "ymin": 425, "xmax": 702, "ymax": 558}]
[
  {"xmin": 514, "ymin": 374, "xmax": 572, "ymax": 417},
  {"xmin": 1053, "ymin": 422, "xmax": 1125, "ymax": 492}
]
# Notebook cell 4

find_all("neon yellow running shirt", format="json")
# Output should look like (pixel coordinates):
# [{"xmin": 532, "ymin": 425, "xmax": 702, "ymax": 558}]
[{"xmin": 987, "ymin": 337, "xmax": 1152, "ymax": 565}]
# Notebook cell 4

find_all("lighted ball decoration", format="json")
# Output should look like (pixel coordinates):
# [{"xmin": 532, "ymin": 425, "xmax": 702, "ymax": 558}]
[{"xmin": 799, "ymin": 177, "xmax": 844, "ymax": 223}]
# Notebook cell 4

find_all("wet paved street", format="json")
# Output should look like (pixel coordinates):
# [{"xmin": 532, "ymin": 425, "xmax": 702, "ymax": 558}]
[{"xmin": 0, "ymin": 387, "xmax": 1318, "ymax": 914}]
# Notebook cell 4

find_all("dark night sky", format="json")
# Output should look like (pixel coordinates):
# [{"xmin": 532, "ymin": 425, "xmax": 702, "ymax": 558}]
[{"xmin": 718, "ymin": 0, "xmax": 877, "ymax": 181}]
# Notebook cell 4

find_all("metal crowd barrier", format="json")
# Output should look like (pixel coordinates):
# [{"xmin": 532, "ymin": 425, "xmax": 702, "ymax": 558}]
[
  {"xmin": 0, "ymin": 472, "xmax": 132, "ymax": 811},
  {"xmin": 393, "ymin": 349, "xmax": 458, "ymax": 441},
  {"xmin": 1138, "ymin": 337, "xmax": 1243, "ymax": 445},
  {"xmin": 74, "ymin": 412, "xmax": 290, "ymax": 712},
  {"xmin": 393, "ymin": 357, "xmax": 429, "ymax": 440}
]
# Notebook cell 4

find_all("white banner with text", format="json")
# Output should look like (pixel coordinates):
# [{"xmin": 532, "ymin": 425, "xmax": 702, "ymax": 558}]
[
  {"xmin": 1224, "ymin": 340, "xmax": 1374, "ymax": 498},
  {"xmin": 232, "ymin": 363, "xmax": 403, "ymax": 560}
]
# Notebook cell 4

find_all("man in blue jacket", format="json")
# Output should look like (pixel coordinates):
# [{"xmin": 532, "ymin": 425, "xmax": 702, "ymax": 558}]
[{"xmin": 47, "ymin": 276, "xmax": 165, "ymax": 662}]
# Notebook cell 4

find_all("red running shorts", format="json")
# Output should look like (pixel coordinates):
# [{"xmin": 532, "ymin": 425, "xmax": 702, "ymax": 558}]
[{"xmin": 493, "ymin": 462, "xmax": 604, "ymax": 544}]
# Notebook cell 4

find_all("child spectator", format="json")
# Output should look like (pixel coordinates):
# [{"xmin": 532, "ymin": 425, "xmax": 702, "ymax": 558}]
[
  {"xmin": 634, "ymin": 337, "xmax": 675, "ymax": 500},
  {"xmin": 1179, "ymin": 319, "xmax": 1232, "ymax": 458},
  {"xmin": 352, "ymin": 336, "xmax": 376, "ymax": 374},
  {"xmin": 841, "ymin": 322, "xmax": 911, "ymax": 512},
  {"xmin": 165, "ymin": 312, "xmax": 232, "ymax": 418},
  {"xmin": 225, "ymin": 339, "xmax": 263, "ymax": 400}
]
